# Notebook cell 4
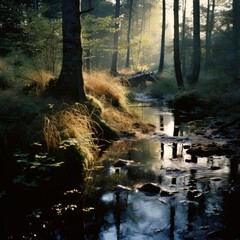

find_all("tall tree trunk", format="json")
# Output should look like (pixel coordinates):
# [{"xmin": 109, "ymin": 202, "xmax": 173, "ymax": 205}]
[
  {"xmin": 158, "ymin": 0, "xmax": 166, "ymax": 73},
  {"xmin": 137, "ymin": 4, "xmax": 145, "ymax": 70},
  {"xmin": 110, "ymin": 0, "xmax": 121, "ymax": 76},
  {"xmin": 205, "ymin": 0, "xmax": 215, "ymax": 72},
  {"xmin": 190, "ymin": 0, "xmax": 201, "ymax": 85},
  {"xmin": 57, "ymin": 0, "xmax": 87, "ymax": 102},
  {"xmin": 233, "ymin": 0, "xmax": 240, "ymax": 78},
  {"xmin": 181, "ymin": 0, "xmax": 187, "ymax": 78},
  {"xmin": 81, "ymin": 0, "xmax": 92, "ymax": 72},
  {"xmin": 125, "ymin": 0, "xmax": 133, "ymax": 69},
  {"xmin": 173, "ymin": 0, "xmax": 184, "ymax": 89}
]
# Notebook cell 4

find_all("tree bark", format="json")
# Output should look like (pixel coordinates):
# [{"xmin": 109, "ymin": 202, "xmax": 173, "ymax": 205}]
[
  {"xmin": 125, "ymin": 0, "xmax": 133, "ymax": 69},
  {"xmin": 81, "ymin": 0, "xmax": 93, "ymax": 72},
  {"xmin": 233, "ymin": 0, "xmax": 240, "ymax": 78},
  {"xmin": 205, "ymin": 0, "xmax": 215, "ymax": 72},
  {"xmin": 181, "ymin": 0, "xmax": 187, "ymax": 77},
  {"xmin": 57, "ymin": 0, "xmax": 87, "ymax": 102},
  {"xmin": 110, "ymin": 0, "xmax": 121, "ymax": 76},
  {"xmin": 190, "ymin": 0, "xmax": 201, "ymax": 85},
  {"xmin": 173, "ymin": 0, "xmax": 184, "ymax": 89},
  {"xmin": 158, "ymin": 0, "xmax": 166, "ymax": 73}
]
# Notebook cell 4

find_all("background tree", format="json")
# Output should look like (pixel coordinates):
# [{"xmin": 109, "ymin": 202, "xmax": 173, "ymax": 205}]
[
  {"xmin": 81, "ymin": 0, "xmax": 93, "ymax": 72},
  {"xmin": 0, "ymin": 0, "xmax": 24, "ymax": 55},
  {"xmin": 181, "ymin": 0, "xmax": 187, "ymax": 78},
  {"xmin": 232, "ymin": 0, "xmax": 240, "ymax": 77},
  {"xmin": 205, "ymin": 0, "xmax": 215, "ymax": 72},
  {"xmin": 125, "ymin": 0, "xmax": 134, "ymax": 69},
  {"xmin": 190, "ymin": 0, "xmax": 201, "ymax": 85},
  {"xmin": 173, "ymin": 0, "xmax": 184, "ymax": 89},
  {"xmin": 158, "ymin": 0, "xmax": 166, "ymax": 73},
  {"xmin": 110, "ymin": 0, "xmax": 121, "ymax": 76},
  {"xmin": 56, "ymin": 0, "xmax": 87, "ymax": 102}
]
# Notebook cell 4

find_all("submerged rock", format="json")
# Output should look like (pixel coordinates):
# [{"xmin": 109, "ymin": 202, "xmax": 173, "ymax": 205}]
[
  {"xmin": 186, "ymin": 140, "xmax": 233, "ymax": 157},
  {"xmin": 138, "ymin": 183, "xmax": 160, "ymax": 194},
  {"xmin": 160, "ymin": 189, "xmax": 178, "ymax": 196},
  {"xmin": 113, "ymin": 159, "xmax": 134, "ymax": 167}
]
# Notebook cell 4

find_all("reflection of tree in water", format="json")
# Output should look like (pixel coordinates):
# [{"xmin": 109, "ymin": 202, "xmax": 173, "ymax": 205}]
[
  {"xmin": 94, "ymin": 106, "xmax": 240, "ymax": 239},
  {"xmin": 113, "ymin": 190, "xmax": 129, "ymax": 240},
  {"xmin": 170, "ymin": 205, "xmax": 175, "ymax": 240},
  {"xmin": 159, "ymin": 115, "xmax": 164, "ymax": 131},
  {"xmin": 223, "ymin": 156, "xmax": 240, "ymax": 239}
]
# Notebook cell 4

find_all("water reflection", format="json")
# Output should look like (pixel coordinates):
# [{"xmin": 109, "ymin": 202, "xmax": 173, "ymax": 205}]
[{"xmin": 89, "ymin": 105, "xmax": 240, "ymax": 239}]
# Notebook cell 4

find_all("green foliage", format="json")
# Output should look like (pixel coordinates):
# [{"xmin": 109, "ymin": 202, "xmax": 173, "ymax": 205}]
[
  {"xmin": 82, "ymin": 15, "xmax": 118, "ymax": 69},
  {"xmin": 0, "ymin": 50, "xmax": 55, "ymax": 96},
  {"xmin": 82, "ymin": 15, "xmax": 117, "ymax": 36},
  {"xmin": 197, "ymin": 75, "xmax": 240, "ymax": 107},
  {"xmin": 22, "ymin": 11, "xmax": 62, "ymax": 74},
  {"xmin": 150, "ymin": 77, "xmax": 178, "ymax": 99}
]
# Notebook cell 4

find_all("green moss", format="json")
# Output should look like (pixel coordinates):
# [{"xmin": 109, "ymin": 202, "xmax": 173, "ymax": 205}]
[{"xmin": 172, "ymin": 90, "xmax": 212, "ymax": 112}]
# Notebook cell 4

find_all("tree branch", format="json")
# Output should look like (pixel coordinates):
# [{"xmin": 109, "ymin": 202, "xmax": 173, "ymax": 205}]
[{"xmin": 80, "ymin": 7, "xmax": 94, "ymax": 15}]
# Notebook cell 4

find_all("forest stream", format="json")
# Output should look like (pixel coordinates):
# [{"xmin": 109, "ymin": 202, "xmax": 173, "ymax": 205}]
[{"xmin": 1, "ymin": 92, "xmax": 240, "ymax": 240}]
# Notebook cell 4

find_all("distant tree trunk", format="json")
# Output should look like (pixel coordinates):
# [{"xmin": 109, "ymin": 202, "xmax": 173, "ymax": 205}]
[
  {"xmin": 125, "ymin": 0, "xmax": 133, "ymax": 69},
  {"xmin": 173, "ymin": 0, "xmax": 184, "ymax": 89},
  {"xmin": 158, "ymin": 0, "xmax": 166, "ymax": 73},
  {"xmin": 57, "ymin": 0, "xmax": 87, "ymax": 102},
  {"xmin": 233, "ymin": 0, "xmax": 240, "ymax": 78},
  {"xmin": 137, "ymin": 5, "xmax": 145, "ymax": 70},
  {"xmin": 190, "ymin": 0, "xmax": 201, "ymax": 85},
  {"xmin": 110, "ymin": 0, "xmax": 121, "ymax": 76},
  {"xmin": 181, "ymin": 0, "xmax": 187, "ymax": 77},
  {"xmin": 81, "ymin": 0, "xmax": 92, "ymax": 72},
  {"xmin": 205, "ymin": 0, "xmax": 215, "ymax": 72},
  {"xmin": 33, "ymin": 0, "xmax": 38, "ymax": 10}
]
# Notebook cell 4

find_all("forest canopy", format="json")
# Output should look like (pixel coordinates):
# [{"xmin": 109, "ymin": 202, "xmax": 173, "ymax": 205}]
[{"xmin": 0, "ymin": 0, "xmax": 239, "ymax": 99}]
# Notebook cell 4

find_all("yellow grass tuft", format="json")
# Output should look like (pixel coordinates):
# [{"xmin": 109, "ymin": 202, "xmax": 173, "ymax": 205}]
[
  {"xmin": 102, "ymin": 106, "xmax": 135, "ymax": 132},
  {"xmin": 43, "ymin": 103, "xmax": 99, "ymax": 162},
  {"xmin": 84, "ymin": 71, "xmax": 129, "ymax": 109}
]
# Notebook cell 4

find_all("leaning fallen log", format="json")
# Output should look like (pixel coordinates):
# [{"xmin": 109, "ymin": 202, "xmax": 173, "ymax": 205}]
[{"xmin": 127, "ymin": 72, "xmax": 159, "ymax": 87}]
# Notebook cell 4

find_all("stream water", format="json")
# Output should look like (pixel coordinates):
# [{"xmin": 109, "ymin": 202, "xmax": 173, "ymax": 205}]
[
  {"xmin": 0, "ymin": 93, "xmax": 240, "ymax": 239},
  {"xmin": 83, "ymin": 94, "xmax": 240, "ymax": 240}
]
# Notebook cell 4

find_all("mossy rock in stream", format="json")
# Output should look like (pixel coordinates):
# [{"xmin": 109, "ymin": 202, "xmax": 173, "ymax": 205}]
[
  {"xmin": 172, "ymin": 91, "xmax": 212, "ymax": 112},
  {"xmin": 57, "ymin": 139, "xmax": 87, "ymax": 186}
]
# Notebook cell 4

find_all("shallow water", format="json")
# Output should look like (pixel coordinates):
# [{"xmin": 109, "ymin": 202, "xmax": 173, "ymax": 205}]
[
  {"xmin": 85, "ymin": 99, "xmax": 240, "ymax": 239},
  {"xmin": 1, "ymin": 97, "xmax": 240, "ymax": 239}
]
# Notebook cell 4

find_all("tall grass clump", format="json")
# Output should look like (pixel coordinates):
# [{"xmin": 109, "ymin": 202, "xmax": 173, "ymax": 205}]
[
  {"xmin": 84, "ymin": 71, "xmax": 145, "ymax": 133},
  {"xmin": 84, "ymin": 71, "xmax": 129, "ymax": 109},
  {"xmin": 43, "ymin": 103, "xmax": 99, "ymax": 165}
]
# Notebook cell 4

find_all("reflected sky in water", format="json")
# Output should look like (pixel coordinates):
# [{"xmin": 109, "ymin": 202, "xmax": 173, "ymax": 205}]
[{"xmin": 89, "ymin": 105, "xmax": 240, "ymax": 240}]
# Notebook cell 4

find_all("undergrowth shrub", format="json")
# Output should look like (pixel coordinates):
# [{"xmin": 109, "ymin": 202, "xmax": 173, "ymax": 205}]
[
  {"xmin": 150, "ymin": 76, "xmax": 178, "ymax": 99},
  {"xmin": 196, "ymin": 76, "xmax": 240, "ymax": 107},
  {"xmin": 0, "ymin": 52, "xmax": 55, "ymax": 96}
]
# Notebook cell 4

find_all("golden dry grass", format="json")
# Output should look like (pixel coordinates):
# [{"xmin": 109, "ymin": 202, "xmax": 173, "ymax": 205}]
[
  {"xmin": 84, "ymin": 71, "xmax": 129, "ymax": 109},
  {"xmin": 43, "ymin": 103, "xmax": 99, "ymax": 162},
  {"xmin": 101, "ymin": 105, "xmax": 136, "ymax": 132}
]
